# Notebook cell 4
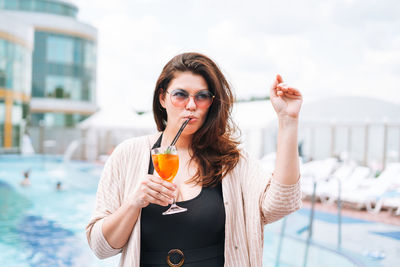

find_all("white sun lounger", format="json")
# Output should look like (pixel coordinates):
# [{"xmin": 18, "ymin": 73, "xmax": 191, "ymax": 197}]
[
  {"xmin": 300, "ymin": 158, "xmax": 339, "ymax": 197},
  {"xmin": 318, "ymin": 165, "xmax": 371, "ymax": 205},
  {"xmin": 340, "ymin": 163, "xmax": 400, "ymax": 212},
  {"xmin": 368, "ymin": 189, "xmax": 400, "ymax": 215},
  {"xmin": 383, "ymin": 196, "xmax": 400, "ymax": 216}
]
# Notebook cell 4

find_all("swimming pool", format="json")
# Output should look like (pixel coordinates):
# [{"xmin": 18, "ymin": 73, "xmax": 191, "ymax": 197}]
[
  {"xmin": 0, "ymin": 155, "xmax": 120, "ymax": 267},
  {"xmin": 0, "ymin": 155, "xmax": 395, "ymax": 266}
]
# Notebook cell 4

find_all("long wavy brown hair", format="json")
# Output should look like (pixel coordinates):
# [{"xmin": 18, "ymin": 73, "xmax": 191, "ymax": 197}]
[{"xmin": 153, "ymin": 52, "xmax": 241, "ymax": 187}]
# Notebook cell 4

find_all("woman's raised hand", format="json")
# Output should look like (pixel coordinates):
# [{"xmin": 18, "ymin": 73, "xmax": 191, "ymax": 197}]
[
  {"xmin": 130, "ymin": 175, "xmax": 177, "ymax": 208},
  {"xmin": 270, "ymin": 74, "xmax": 303, "ymax": 120}
]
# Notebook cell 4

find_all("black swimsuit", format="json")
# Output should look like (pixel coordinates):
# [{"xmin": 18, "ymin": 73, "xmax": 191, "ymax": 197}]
[{"xmin": 140, "ymin": 134, "xmax": 225, "ymax": 266}]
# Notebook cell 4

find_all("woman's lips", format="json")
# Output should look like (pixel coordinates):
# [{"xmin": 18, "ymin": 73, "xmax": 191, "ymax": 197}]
[{"xmin": 184, "ymin": 117, "xmax": 197, "ymax": 123}]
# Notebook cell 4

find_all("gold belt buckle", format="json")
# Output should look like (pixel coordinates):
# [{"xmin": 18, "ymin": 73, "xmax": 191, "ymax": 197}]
[{"xmin": 167, "ymin": 249, "xmax": 185, "ymax": 267}]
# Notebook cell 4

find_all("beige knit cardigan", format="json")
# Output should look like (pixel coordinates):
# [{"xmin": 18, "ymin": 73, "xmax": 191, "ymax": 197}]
[{"xmin": 86, "ymin": 134, "xmax": 302, "ymax": 267}]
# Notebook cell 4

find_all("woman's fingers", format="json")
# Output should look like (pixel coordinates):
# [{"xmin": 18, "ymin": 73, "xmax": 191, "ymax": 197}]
[
  {"xmin": 144, "ymin": 185, "xmax": 173, "ymax": 206},
  {"xmin": 143, "ymin": 193, "xmax": 170, "ymax": 207},
  {"xmin": 276, "ymin": 74, "xmax": 283, "ymax": 84},
  {"xmin": 270, "ymin": 74, "xmax": 283, "ymax": 97},
  {"xmin": 141, "ymin": 180, "xmax": 173, "ymax": 205},
  {"xmin": 140, "ymin": 175, "xmax": 177, "ymax": 206},
  {"xmin": 276, "ymin": 89, "xmax": 301, "ymax": 96},
  {"xmin": 279, "ymin": 92, "xmax": 302, "ymax": 99},
  {"xmin": 149, "ymin": 175, "xmax": 177, "ymax": 191},
  {"xmin": 146, "ymin": 180, "xmax": 176, "ymax": 199},
  {"xmin": 276, "ymin": 84, "xmax": 302, "ymax": 97}
]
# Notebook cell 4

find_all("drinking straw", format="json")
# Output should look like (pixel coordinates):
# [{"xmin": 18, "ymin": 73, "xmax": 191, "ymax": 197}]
[{"xmin": 170, "ymin": 118, "xmax": 191, "ymax": 146}]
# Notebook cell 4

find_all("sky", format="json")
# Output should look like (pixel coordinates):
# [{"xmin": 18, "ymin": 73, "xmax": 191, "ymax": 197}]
[{"xmin": 70, "ymin": 0, "xmax": 400, "ymax": 112}]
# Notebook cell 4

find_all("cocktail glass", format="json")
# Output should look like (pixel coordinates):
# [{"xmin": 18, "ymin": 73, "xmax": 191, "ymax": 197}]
[{"xmin": 151, "ymin": 145, "xmax": 187, "ymax": 215}]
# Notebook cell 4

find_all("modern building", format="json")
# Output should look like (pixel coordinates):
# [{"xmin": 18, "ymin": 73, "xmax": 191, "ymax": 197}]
[
  {"xmin": 0, "ymin": 12, "xmax": 33, "ymax": 151},
  {"xmin": 0, "ymin": 0, "xmax": 97, "ymax": 152}
]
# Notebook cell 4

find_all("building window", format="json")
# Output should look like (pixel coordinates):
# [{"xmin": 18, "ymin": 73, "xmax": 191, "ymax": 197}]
[
  {"xmin": 12, "ymin": 125, "xmax": 20, "ymax": 147},
  {"xmin": 47, "ymin": 36, "xmax": 74, "ymax": 64},
  {"xmin": 84, "ymin": 42, "xmax": 96, "ymax": 69},
  {"xmin": 12, "ymin": 104, "xmax": 22, "ymax": 147},
  {"xmin": 31, "ymin": 112, "xmax": 89, "ymax": 128},
  {"xmin": 4, "ymin": 0, "xmax": 17, "ymax": 9},
  {"xmin": 33, "ymin": 32, "xmax": 96, "ymax": 103},
  {"xmin": 0, "ymin": 69, "xmax": 5, "ymax": 87},
  {"xmin": 22, "ymin": 103, "xmax": 29, "ymax": 119},
  {"xmin": 0, "ymin": 39, "xmax": 30, "ymax": 92},
  {"xmin": 45, "ymin": 75, "xmax": 82, "ymax": 100},
  {"xmin": 33, "ymin": 0, "xmax": 46, "ymax": 12},
  {"xmin": 0, "ymin": 101, "xmax": 4, "ymax": 123},
  {"xmin": 2, "ymin": 0, "xmax": 77, "ymax": 17},
  {"xmin": 0, "ymin": 39, "xmax": 5, "ymax": 87},
  {"xmin": 30, "ymin": 113, "xmax": 44, "ymax": 126},
  {"xmin": 20, "ymin": 0, "xmax": 33, "ymax": 10},
  {"xmin": 12, "ymin": 104, "xmax": 23, "ymax": 125},
  {"xmin": 0, "ymin": 101, "xmax": 5, "ymax": 147}
]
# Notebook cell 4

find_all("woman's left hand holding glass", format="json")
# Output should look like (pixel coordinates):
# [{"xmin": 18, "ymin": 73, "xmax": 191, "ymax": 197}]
[{"xmin": 269, "ymin": 74, "xmax": 303, "ymax": 120}]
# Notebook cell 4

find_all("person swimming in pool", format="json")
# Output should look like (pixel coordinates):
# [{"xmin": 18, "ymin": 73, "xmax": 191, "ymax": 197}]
[
  {"xmin": 20, "ymin": 169, "xmax": 31, "ymax": 187},
  {"xmin": 56, "ymin": 181, "xmax": 63, "ymax": 191}
]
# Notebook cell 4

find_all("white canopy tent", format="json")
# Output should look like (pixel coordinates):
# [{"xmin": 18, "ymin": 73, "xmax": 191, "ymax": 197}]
[
  {"xmin": 232, "ymin": 100, "xmax": 276, "ymax": 129},
  {"xmin": 78, "ymin": 107, "xmax": 156, "ymax": 130},
  {"xmin": 78, "ymin": 107, "xmax": 157, "ymax": 161},
  {"xmin": 232, "ymin": 101, "xmax": 277, "ymax": 158}
]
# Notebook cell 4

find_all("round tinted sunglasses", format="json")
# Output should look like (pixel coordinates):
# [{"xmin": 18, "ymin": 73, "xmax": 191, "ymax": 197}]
[{"xmin": 166, "ymin": 89, "xmax": 215, "ymax": 108}]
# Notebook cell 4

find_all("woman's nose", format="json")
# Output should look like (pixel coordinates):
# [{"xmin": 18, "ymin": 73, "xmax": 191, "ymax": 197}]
[{"xmin": 185, "ymin": 96, "xmax": 197, "ymax": 110}]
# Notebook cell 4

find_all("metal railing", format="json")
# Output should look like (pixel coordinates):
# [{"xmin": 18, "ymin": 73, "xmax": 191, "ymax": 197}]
[{"xmin": 275, "ymin": 175, "xmax": 348, "ymax": 267}]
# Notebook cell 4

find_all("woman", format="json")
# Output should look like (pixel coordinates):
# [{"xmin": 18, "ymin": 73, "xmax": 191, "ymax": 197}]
[{"xmin": 86, "ymin": 52, "xmax": 302, "ymax": 267}]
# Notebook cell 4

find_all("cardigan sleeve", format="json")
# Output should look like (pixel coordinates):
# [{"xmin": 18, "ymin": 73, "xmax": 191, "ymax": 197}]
[
  {"xmin": 239, "ymin": 152, "xmax": 302, "ymax": 225},
  {"xmin": 86, "ymin": 142, "xmax": 127, "ymax": 259},
  {"xmin": 259, "ymin": 175, "xmax": 302, "ymax": 224}
]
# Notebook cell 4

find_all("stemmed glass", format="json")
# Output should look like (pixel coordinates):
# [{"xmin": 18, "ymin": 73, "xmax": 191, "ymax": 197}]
[{"xmin": 151, "ymin": 145, "xmax": 187, "ymax": 215}]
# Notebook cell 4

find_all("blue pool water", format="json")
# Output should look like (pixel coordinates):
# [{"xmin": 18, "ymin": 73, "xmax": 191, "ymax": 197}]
[
  {"xmin": 0, "ymin": 155, "xmax": 119, "ymax": 267},
  {"xmin": 0, "ymin": 155, "xmax": 397, "ymax": 266}
]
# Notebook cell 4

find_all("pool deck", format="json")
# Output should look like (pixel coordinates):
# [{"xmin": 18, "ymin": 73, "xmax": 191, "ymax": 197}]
[
  {"xmin": 302, "ymin": 200, "xmax": 400, "ymax": 226},
  {"xmin": 293, "ymin": 200, "xmax": 400, "ymax": 267}
]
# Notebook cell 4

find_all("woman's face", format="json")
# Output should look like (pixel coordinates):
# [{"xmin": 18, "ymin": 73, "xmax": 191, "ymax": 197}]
[{"xmin": 160, "ymin": 71, "xmax": 212, "ymax": 136}]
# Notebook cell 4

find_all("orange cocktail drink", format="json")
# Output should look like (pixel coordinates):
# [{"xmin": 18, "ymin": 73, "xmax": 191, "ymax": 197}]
[
  {"xmin": 151, "ymin": 145, "xmax": 187, "ymax": 215},
  {"xmin": 151, "ymin": 153, "xmax": 179, "ymax": 182}
]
